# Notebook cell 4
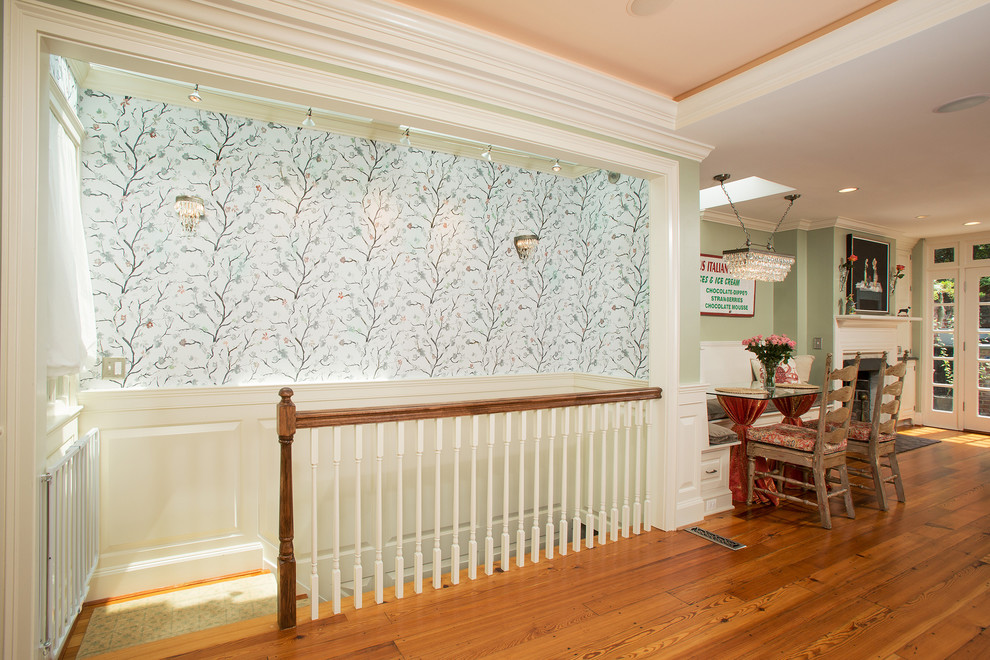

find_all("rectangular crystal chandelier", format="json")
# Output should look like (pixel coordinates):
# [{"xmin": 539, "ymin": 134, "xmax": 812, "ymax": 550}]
[{"xmin": 722, "ymin": 247, "xmax": 796, "ymax": 282}]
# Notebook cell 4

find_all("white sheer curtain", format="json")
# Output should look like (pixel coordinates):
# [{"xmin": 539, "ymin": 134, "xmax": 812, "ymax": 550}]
[{"xmin": 46, "ymin": 114, "xmax": 97, "ymax": 376}]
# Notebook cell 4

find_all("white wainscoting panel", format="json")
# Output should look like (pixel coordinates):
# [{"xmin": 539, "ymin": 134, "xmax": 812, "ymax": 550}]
[
  {"xmin": 101, "ymin": 422, "xmax": 241, "ymax": 549},
  {"xmin": 675, "ymin": 384, "xmax": 707, "ymax": 528}
]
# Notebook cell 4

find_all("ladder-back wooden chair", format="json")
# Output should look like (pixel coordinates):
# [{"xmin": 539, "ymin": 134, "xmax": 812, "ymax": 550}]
[
  {"xmin": 746, "ymin": 353, "xmax": 860, "ymax": 529},
  {"xmin": 829, "ymin": 351, "xmax": 908, "ymax": 510}
]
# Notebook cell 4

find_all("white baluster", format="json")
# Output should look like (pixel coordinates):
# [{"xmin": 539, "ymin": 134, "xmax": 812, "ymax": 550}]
[
  {"xmin": 534, "ymin": 408, "xmax": 544, "ymax": 563},
  {"xmin": 610, "ymin": 404, "xmax": 620, "ymax": 542},
  {"xmin": 643, "ymin": 400, "xmax": 652, "ymax": 530},
  {"xmin": 622, "ymin": 402, "xmax": 632, "ymax": 538},
  {"xmin": 395, "ymin": 422, "xmax": 405, "ymax": 599},
  {"xmin": 415, "ymin": 419, "xmax": 424, "ymax": 593},
  {"xmin": 545, "ymin": 409, "xmax": 556, "ymax": 560},
  {"xmin": 485, "ymin": 414, "xmax": 495, "ymax": 575},
  {"xmin": 375, "ymin": 423, "xmax": 385, "ymax": 604},
  {"xmin": 332, "ymin": 427, "xmax": 341, "ymax": 614},
  {"xmin": 633, "ymin": 401, "xmax": 643, "ymax": 534},
  {"xmin": 502, "ymin": 412, "xmax": 511, "ymax": 571},
  {"xmin": 353, "ymin": 425, "xmax": 363, "ymax": 609},
  {"xmin": 572, "ymin": 406, "xmax": 583, "ymax": 553},
  {"xmin": 559, "ymin": 408, "xmax": 568, "ymax": 557},
  {"xmin": 434, "ymin": 418, "xmax": 443, "ymax": 589},
  {"xmin": 451, "ymin": 416, "xmax": 462, "ymax": 585},
  {"xmin": 586, "ymin": 405, "xmax": 596, "ymax": 549},
  {"xmin": 516, "ymin": 410, "xmax": 526, "ymax": 568},
  {"xmin": 310, "ymin": 429, "xmax": 320, "ymax": 621},
  {"xmin": 471, "ymin": 416, "xmax": 480, "ymax": 580},
  {"xmin": 599, "ymin": 404, "xmax": 608, "ymax": 546}
]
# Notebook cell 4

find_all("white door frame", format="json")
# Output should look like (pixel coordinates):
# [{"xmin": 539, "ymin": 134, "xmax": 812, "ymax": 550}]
[{"xmin": 921, "ymin": 232, "xmax": 990, "ymax": 431}]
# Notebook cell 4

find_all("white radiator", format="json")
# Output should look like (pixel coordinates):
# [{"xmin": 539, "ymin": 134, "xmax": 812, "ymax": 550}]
[{"xmin": 39, "ymin": 428, "xmax": 100, "ymax": 659}]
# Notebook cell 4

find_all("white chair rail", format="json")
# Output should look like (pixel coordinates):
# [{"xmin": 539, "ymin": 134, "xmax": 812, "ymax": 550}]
[{"xmin": 275, "ymin": 387, "xmax": 662, "ymax": 629}]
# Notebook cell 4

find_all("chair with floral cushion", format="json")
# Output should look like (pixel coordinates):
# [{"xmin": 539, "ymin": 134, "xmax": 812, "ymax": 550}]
[
  {"xmin": 746, "ymin": 352, "xmax": 860, "ymax": 529},
  {"xmin": 814, "ymin": 351, "xmax": 908, "ymax": 510}
]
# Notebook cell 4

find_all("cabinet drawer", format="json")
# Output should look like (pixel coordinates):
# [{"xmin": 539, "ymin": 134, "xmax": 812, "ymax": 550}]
[{"xmin": 701, "ymin": 457, "xmax": 722, "ymax": 485}]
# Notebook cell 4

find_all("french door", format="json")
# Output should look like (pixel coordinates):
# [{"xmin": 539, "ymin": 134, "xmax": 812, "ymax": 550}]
[{"xmin": 962, "ymin": 268, "xmax": 990, "ymax": 432}]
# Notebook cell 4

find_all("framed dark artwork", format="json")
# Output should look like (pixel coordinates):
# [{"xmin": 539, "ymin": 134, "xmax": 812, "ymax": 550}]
[{"xmin": 846, "ymin": 234, "xmax": 890, "ymax": 314}]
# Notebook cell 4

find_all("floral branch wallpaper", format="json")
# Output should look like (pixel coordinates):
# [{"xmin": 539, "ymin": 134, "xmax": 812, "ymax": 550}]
[{"xmin": 78, "ymin": 89, "xmax": 650, "ymax": 389}]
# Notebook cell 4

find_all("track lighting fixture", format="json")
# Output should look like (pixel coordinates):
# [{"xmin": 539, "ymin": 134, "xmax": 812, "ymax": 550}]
[
  {"xmin": 188, "ymin": 84, "xmax": 202, "ymax": 103},
  {"xmin": 400, "ymin": 128, "xmax": 411, "ymax": 147},
  {"xmin": 481, "ymin": 145, "xmax": 493, "ymax": 162},
  {"xmin": 302, "ymin": 108, "xmax": 315, "ymax": 127},
  {"xmin": 552, "ymin": 159, "xmax": 561, "ymax": 173}
]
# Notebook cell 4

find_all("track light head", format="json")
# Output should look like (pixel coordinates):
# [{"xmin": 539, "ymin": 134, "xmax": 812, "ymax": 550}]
[
  {"xmin": 302, "ymin": 108, "xmax": 315, "ymax": 127},
  {"xmin": 481, "ymin": 145, "xmax": 493, "ymax": 161},
  {"xmin": 188, "ymin": 84, "xmax": 202, "ymax": 103},
  {"xmin": 400, "ymin": 128, "xmax": 411, "ymax": 146},
  {"xmin": 552, "ymin": 159, "xmax": 561, "ymax": 173}
]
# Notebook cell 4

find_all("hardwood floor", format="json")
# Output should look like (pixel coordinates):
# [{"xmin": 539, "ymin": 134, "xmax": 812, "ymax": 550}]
[{"xmin": 81, "ymin": 427, "xmax": 989, "ymax": 659}]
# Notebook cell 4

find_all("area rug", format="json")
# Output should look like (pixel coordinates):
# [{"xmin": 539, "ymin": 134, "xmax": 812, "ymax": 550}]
[
  {"xmin": 894, "ymin": 434, "xmax": 940, "ymax": 453},
  {"xmin": 76, "ymin": 573, "xmax": 308, "ymax": 658}
]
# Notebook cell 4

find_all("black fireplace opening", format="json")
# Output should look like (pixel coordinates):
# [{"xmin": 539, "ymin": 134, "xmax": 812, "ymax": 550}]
[{"xmin": 844, "ymin": 357, "xmax": 884, "ymax": 423}]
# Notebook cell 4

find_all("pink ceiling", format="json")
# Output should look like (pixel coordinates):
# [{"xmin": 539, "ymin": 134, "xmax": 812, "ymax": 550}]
[{"xmin": 388, "ymin": 0, "xmax": 888, "ymax": 98}]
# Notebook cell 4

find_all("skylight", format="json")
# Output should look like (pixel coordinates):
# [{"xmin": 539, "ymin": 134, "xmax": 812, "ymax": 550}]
[{"xmin": 699, "ymin": 176, "xmax": 794, "ymax": 210}]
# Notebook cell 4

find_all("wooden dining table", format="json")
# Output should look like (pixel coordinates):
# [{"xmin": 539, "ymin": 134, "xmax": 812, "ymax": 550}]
[{"xmin": 709, "ymin": 384, "xmax": 820, "ymax": 504}]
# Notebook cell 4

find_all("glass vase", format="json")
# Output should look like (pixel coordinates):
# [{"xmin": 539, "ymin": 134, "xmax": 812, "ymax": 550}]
[{"xmin": 760, "ymin": 359, "xmax": 780, "ymax": 395}]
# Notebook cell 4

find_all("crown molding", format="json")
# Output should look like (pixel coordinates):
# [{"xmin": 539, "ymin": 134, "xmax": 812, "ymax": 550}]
[
  {"xmin": 677, "ymin": 0, "xmax": 990, "ymax": 128},
  {"xmin": 799, "ymin": 216, "xmax": 911, "ymax": 244},
  {"xmin": 61, "ymin": 0, "xmax": 712, "ymax": 162},
  {"xmin": 703, "ymin": 211, "xmax": 919, "ymax": 250},
  {"xmin": 701, "ymin": 208, "xmax": 808, "ymax": 234}
]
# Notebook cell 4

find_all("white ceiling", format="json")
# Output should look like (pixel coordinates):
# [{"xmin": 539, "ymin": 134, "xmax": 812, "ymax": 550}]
[
  {"xmin": 390, "ymin": 0, "xmax": 990, "ymax": 239},
  {"xmin": 679, "ymin": 2, "xmax": 990, "ymax": 239}
]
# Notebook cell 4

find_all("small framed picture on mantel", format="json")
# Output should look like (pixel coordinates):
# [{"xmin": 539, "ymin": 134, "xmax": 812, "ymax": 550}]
[{"xmin": 846, "ymin": 234, "xmax": 890, "ymax": 314}]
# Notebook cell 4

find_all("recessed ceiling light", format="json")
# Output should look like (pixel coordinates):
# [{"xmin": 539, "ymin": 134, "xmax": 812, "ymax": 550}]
[
  {"xmin": 915, "ymin": 215, "xmax": 928, "ymax": 219},
  {"xmin": 838, "ymin": 187, "xmax": 858, "ymax": 193},
  {"xmin": 934, "ymin": 94, "xmax": 990, "ymax": 113},
  {"xmin": 626, "ymin": 0, "xmax": 675, "ymax": 17},
  {"xmin": 964, "ymin": 221, "xmax": 981, "ymax": 226}
]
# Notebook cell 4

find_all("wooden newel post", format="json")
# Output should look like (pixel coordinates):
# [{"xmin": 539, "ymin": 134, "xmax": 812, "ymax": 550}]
[{"xmin": 277, "ymin": 387, "xmax": 297, "ymax": 630}]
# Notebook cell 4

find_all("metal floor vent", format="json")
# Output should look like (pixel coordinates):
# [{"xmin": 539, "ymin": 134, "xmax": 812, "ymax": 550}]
[{"xmin": 684, "ymin": 526, "xmax": 746, "ymax": 551}]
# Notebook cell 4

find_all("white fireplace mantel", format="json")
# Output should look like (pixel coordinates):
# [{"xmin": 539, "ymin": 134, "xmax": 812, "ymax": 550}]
[
  {"xmin": 833, "ymin": 315, "xmax": 921, "ymax": 360},
  {"xmin": 835, "ymin": 315, "xmax": 922, "ymax": 327}
]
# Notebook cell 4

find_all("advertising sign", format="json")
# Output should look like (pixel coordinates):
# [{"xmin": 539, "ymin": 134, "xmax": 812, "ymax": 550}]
[{"xmin": 700, "ymin": 254, "xmax": 755, "ymax": 317}]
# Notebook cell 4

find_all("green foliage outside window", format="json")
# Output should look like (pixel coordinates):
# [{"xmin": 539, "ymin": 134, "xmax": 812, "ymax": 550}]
[{"xmin": 934, "ymin": 247, "xmax": 955, "ymax": 263}]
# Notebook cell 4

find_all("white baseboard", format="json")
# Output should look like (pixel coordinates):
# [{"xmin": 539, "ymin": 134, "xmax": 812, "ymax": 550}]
[{"xmin": 88, "ymin": 543, "xmax": 263, "ymax": 601}]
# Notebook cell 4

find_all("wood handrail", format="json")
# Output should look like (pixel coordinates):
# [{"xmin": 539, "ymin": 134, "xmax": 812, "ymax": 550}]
[
  {"xmin": 274, "ymin": 385, "xmax": 662, "ymax": 629},
  {"xmin": 280, "ymin": 386, "xmax": 662, "ymax": 431}
]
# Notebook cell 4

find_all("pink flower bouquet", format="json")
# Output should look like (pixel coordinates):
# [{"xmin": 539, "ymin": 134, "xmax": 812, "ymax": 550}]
[{"xmin": 742, "ymin": 334, "xmax": 797, "ymax": 392}]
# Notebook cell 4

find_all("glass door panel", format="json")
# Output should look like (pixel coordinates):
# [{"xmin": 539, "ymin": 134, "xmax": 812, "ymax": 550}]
[
  {"xmin": 932, "ymin": 278, "xmax": 956, "ymax": 414},
  {"xmin": 964, "ymin": 271, "xmax": 990, "ymax": 431}
]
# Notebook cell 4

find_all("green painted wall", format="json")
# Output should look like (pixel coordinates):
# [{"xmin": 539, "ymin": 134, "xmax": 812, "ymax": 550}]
[
  {"xmin": 773, "ymin": 229, "xmax": 808, "ymax": 355},
  {"xmin": 805, "ymin": 228, "xmax": 839, "ymax": 384}
]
